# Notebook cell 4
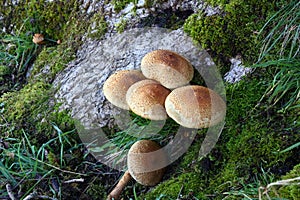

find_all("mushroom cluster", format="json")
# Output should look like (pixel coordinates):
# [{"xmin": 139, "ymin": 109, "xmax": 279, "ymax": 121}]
[
  {"xmin": 103, "ymin": 49, "xmax": 226, "ymax": 128},
  {"xmin": 104, "ymin": 49, "xmax": 226, "ymax": 199}
]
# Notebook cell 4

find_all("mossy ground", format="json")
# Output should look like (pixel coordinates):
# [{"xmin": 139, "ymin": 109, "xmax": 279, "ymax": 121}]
[
  {"xmin": 0, "ymin": 1, "xmax": 109, "ymax": 198},
  {"xmin": 184, "ymin": 0, "xmax": 290, "ymax": 68},
  {"xmin": 0, "ymin": 0, "xmax": 299, "ymax": 199},
  {"xmin": 278, "ymin": 164, "xmax": 300, "ymax": 199},
  {"xmin": 143, "ymin": 74, "xmax": 299, "ymax": 200}
]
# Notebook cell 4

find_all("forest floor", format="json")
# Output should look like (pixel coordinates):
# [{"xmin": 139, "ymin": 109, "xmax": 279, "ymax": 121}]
[{"xmin": 0, "ymin": 0, "xmax": 299, "ymax": 199}]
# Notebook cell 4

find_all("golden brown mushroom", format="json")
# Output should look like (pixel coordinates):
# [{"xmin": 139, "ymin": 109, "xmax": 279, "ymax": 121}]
[
  {"xmin": 107, "ymin": 140, "xmax": 167, "ymax": 200},
  {"xmin": 126, "ymin": 79, "xmax": 171, "ymax": 120},
  {"xmin": 141, "ymin": 49, "xmax": 194, "ymax": 89},
  {"xmin": 103, "ymin": 70, "xmax": 146, "ymax": 110},
  {"xmin": 165, "ymin": 85, "xmax": 226, "ymax": 128},
  {"xmin": 32, "ymin": 33, "xmax": 45, "ymax": 45}
]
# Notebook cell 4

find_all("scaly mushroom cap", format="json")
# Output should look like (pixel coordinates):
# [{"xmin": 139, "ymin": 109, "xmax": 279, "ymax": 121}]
[
  {"xmin": 165, "ymin": 85, "xmax": 226, "ymax": 128},
  {"xmin": 126, "ymin": 79, "xmax": 171, "ymax": 120},
  {"xmin": 141, "ymin": 49, "xmax": 194, "ymax": 89},
  {"xmin": 103, "ymin": 70, "xmax": 146, "ymax": 110},
  {"xmin": 127, "ymin": 140, "xmax": 167, "ymax": 186}
]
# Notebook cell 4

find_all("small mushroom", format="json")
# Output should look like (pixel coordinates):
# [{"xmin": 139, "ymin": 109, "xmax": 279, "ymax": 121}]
[
  {"xmin": 141, "ymin": 49, "xmax": 194, "ymax": 89},
  {"xmin": 32, "ymin": 33, "xmax": 45, "ymax": 44},
  {"xmin": 103, "ymin": 70, "xmax": 146, "ymax": 110},
  {"xmin": 126, "ymin": 79, "xmax": 171, "ymax": 120},
  {"xmin": 165, "ymin": 85, "xmax": 226, "ymax": 128},
  {"xmin": 32, "ymin": 33, "xmax": 61, "ymax": 45},
  {"xmin": 127, "ymin": 140, "xmax": 167, "ymax": 186},
  {"xmin": 107, "ymin": 140, "xmax": 167, "ymax": 200}
]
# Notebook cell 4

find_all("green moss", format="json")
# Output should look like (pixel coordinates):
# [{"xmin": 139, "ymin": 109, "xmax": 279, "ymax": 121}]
[
  {"xmin": 30, "ymin": 45, "xmax": 75, "ymax": 81},
  {"xmin": 0, "ymin": 80, "xmax": 76, "ymax": 146},
  {"xmin": 144, "ymin": 74, "xmax": 298, "ymax": 199},
  {"xmin": 212, "ymin": 76, "xmax": 296, "ymax": 185},
  {"xmin": 183, "ymin": 0, "xmax": 288, "ymax": 65},
  {"xmin": 179, "ymin": 141, "xmax": 202, "ymax": 169},
  {"xmin": 111, "ymin": 0, "xmax": 136, "ymax": 13},
  {"xmin": 0, "ymin": 81, "xmax": 50, "ymax": 128},
  {"xmin": 30, "ymin": 15, "xmax": 102, "ymax": 80},
  {"xmin": 215, "ymin": 123, "xmax": 286, "ymax": 187},
  {"xmin": 86, "ymin": 182, "xmax": 106, "ymax": 199},
  {"xmin": 48, "ymin": 108, "xmax": 75, "ymax": 132},
  {"xmin": 26, "ymin": 0, "xmax": 81, "ymax": 40},
  {"xmin": 0, "ymin": 0, "xmax": 96, "ymax": 94},
  {"xmin": 0, "ymin": 32, "xmax": 37, "ymax": 94},
  {"xmin": 0, "ymin": 0, "xmax": 108, "ymax": 146},
  {"xmin": 115, "ymin": 18, "xmax": 129, "ymax": 33},
  {"xmin": 88, "ymin": 14, "xmax": 108, "ymax": 39},
  {"xmin": 0, "ymin": 65, "xmax": 10, "ymax": 83},
  {"xmin": 1, "ymin": 1, "xmax": 298, "ymax": 199},
  {"xmin": 1, "ymin": 0, "xmax": 82, "ymax": 39},
  {"xmin": 277, "ymin": 163, "xmax": 300, "ymax": 200},
  {"xmin": 0, "ymin": 0, "xmax": 120, "ymax": 198},
  {"xmin": 144, "ymin": 172, "xmax": 208, "ymax": 200},
  {"xmin": 0, "ymin": 65, "xmax": 10, "ymax": 76}
]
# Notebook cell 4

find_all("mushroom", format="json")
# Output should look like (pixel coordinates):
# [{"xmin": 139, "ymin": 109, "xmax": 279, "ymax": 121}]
[
  {"xmin": 107, "ymin": 140, "xmax": 167, "ymax": 200},
  {"xmin": 32, "ymin": 33, "xmax": 61, "ymax": 45},
  {"xmin": 32, "ymin": 33, "xmax": 45, "ymax": 44},
  {"xmin": 141, "ymin": 49, "xmax": 194, "ymax": 89},
  {"xmin": 126, "ymin": 79, "xmax": 171, "ymax": 120},
  {"xmin": 103, "ymin": 70, "xmax": 146, "ymax": 110},
  {"xmin": 165, "ymin": 85, "xmax": 226, "ymax": 128}
]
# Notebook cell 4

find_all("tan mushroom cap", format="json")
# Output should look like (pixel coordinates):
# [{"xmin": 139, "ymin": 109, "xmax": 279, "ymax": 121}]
[
  {"xmin": 127, "ymin": 140, "xmax": 167, "ymax": 186},
  {"xmin": 32, "ymin": 33, "xmax": 44, "ymax": 44},
  {"xmin": 126, "ymin": 79, "xmax": 171, "ymax": 120},
  {"xmin": 103, "ymin": 70, "xmax": 146, "ymax": 110},
  {"xmin": 141, "ymin": 49, "xmax": 194, "ymax": 89},
  {"xmin": 165, "ymin": 85, "xmax": 226, "ymax": 128}
]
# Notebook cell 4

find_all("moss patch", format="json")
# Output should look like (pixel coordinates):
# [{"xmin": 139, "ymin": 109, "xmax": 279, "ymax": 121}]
[
  {"xmin": 0, "ymin": 81, "xmax": 50, "ymax": 133},
  {"xmin": 88, "ymin": 13, "xmax": 108, "ymax": 39},
  {"xmin": 144, "ymin": 172, "xmax": 208, "ymax": 200},
  {"xmin": 1, "ymin": 0, "xmax": 298, "ymax": 199},
  {"xmin": 143, "ymin": 74, "xmax": 299, "ymax": 199},
  {"xmin": 2, "ymin": 0, "xmax": 81, "ymax": 39},
  {"xmin": 0, "ymin": 0, "xmax": 105, "ymax": 144},
  {"xmin": 111, "ymin": 0, "xmax": 136, "ymax": 13},
  {"xmin": 277, "ymin": 163, "xmax": 300, "ymax": 200},
  {"xmin": 183, "ymin": 0, "xmax": 288, "ymax": 65}
]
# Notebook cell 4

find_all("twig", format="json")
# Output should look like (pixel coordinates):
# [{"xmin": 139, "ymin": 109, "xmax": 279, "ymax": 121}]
[
  {"xmin": 258, "ymin": 186, "xmax": 263, "ymax": 200},
  {"xmin": 6, "ymin": 184, "xmax": 17, "ymax": 200},
  {"xmin": 30, "ymin": 157, "xmax": 86, "ymax": 176},
  {"xmin": 266, "ymin": 176, "xmax": 300, "ymax": 188},
  {"xmin": 259, "ymin": 176, "xmax": 300, "ymax": 200},
  {"xmin": 177, "ymin": 185, "xmax": 184, "ymax": 199},
  {"xmin": 63, "ymin": 178, "xmax": 85, "ymax": 184}
]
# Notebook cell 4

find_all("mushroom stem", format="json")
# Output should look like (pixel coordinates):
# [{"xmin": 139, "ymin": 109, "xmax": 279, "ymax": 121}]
[{"xmin": 107, "ymin": 170, "xmax": 132, "ymax": 200}]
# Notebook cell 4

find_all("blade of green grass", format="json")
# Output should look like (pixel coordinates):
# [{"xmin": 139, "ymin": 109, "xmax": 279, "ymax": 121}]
[
  {"xmin": 279, "ymin": 142, "xmax": 300, "ymax": 154},
  {"xmin": 0, "ymin": 161, "xmax": 17, "ymax": 185}
]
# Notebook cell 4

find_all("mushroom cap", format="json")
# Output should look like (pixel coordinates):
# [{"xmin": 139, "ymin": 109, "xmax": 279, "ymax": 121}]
[
  {"xmin": 165, "ymin": 85, "xmax": 226, "ymax": 128},
  {"xmin": 126, "ymin": 79, "xmax": 171, "ymax": 120},
  {"xmin": 141, "ymin": 49, "xmax": 194, "ymax": 89},
  {"xmin": 127, "ymin": 140, "xmax": 167, "ymax": 186},
  {"xmin": 103, "ymin": 70, "xmax": 146, "ymax": 110},
  {"xmin": 32, "ymin": 33, "xmax": 44, "ymax": 44}
]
